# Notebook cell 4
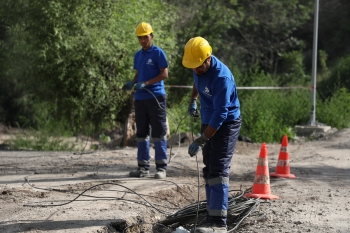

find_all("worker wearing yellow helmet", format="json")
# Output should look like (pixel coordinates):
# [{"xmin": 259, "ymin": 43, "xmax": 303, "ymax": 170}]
[
  {"xmin": 183, "ymin": 37, "xmax": 241, "ymax": 233},
  {"xmin": 122, "ymin": 22, "xmax": 169, "ymax": 179}
]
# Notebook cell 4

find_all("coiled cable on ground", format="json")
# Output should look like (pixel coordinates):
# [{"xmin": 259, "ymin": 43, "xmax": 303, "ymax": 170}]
[
  {"xmin": 159, "ymin": 189, "xmax": 264, "ymax": 232},
  {"xmin": 23, "ymin": 176, "xmax": 264, "ymax": 232}
]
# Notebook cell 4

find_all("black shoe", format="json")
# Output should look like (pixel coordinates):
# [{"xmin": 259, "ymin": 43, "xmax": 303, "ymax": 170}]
[
  {"xmin": 129, "ymin": 168, "xmax": 150, "ymax": 177},
  {"xmin": 154, "ymin": 168, "xmax": 166, "ymax": 179}
]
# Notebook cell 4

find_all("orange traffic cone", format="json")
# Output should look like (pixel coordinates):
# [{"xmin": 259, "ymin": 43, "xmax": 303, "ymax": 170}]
[
  {"xmin": 245, "ymin": 143, "xmax": 279, "ymax": 200},
  {"xmin": 270, "ymin": 135, "xmax": 296, "ymax": 179}
]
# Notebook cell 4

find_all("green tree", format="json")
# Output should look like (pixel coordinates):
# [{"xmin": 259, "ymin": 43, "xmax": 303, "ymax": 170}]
[
  {"xmin": 318, "ymin": 55, "xmax": 350, "ymax": 100},
  {"xmin": 317, "ymin": 88, "xmax": 350, "ymax": 129},
  {"xmin": 317, "ymin": 0, "xmax": 350, "ymax": 63},
  {"xmin": 165, "ymin": 0, "xmax": 313, "ymax": 108},
  {"xmin": 164, "ymin": 0, "xmax": 243, "ymax": 106},
  {"xmin": 0, "ymin": 0, "xmax": 177, "ymax": 132},
  {"xmin": 238, "ymin": 66, "xmax": 310, "ymax": 142},
  {"xmin": 230, "ymin": 0, "xmax": 313, "ymax": 74}
]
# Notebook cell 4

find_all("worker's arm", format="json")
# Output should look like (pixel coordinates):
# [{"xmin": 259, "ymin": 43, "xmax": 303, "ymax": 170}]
[
  {"xmin": 202, "ymin": 125, "xmax": 217, "ymax": 139},
  {"xmin": 188, "ymin": 84, "xmax": 199, "ymax": 116},
  {"xmin": 131, "ymin": 70, "xmax": 138, "ymax": 84},
  {"xmin": 191, "ymin": 84, "xmax": 199, "ymax": 99}
]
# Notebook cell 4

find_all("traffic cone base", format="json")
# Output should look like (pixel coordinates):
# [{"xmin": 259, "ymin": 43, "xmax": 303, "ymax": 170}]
[
  {"xmin": 245, "ymin": 181, "xmax": 279, "ymax": 200},
  {"xmin": 270, "ymin": 135, "xmax": 296, "ymax": 179},
  {"xmin": 245, "ymin": 193, "xmax": 279, "ymax": 200},
  {"xmin": 270, "ymin": 172, "xmax": 296, "ymax": 179}
]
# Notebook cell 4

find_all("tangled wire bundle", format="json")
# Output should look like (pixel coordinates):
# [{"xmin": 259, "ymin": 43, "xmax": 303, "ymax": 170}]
[{"xmin": 159, "ymin": 190, "xmax": 263, "ymax": 232}]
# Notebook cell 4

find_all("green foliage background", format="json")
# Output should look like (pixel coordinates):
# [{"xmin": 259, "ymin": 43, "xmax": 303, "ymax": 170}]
[
  {"xmin": 0, "ymin": 0, "xmax": 176, "ymax": 132},
  {"xmin": 1, "ymin": 0, "xmax": 350, "ymax": 150}
]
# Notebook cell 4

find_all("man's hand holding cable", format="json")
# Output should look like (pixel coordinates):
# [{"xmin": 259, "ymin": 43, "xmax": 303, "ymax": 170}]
[
  {"xmin": 122, "ymin": 81, "xmax": 134, "ymax": 91},
  {"xmin": 188, "ymin": 134, "xmax": 208, "ymax": 157},
  {"xmin": 188, "ymin": 98, "xmax": 197, "ymax": 116},
  {"xmin": 135, "ymin": 82, "xmax": 146, "ymax": 90}
]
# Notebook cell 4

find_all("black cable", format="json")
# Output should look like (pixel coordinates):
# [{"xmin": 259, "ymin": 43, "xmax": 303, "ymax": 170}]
[
  {"xmin": 23, "ymin": 176, "xmax": 197, "ymax": 212},
  {"xmin": 168, "ymin": 113, "xmax": 189, "ymax": 163},
  {"xmin": 159, "ymin": 190, "xmax": 262, "ymax": 232},
  {"xmin": 23, "ymin": 179, "xmax": 174, "ymax": 215},
  {"xmin": 23, "ymin": 176, "xmax": 263, "ymax": 232},
  {"xmin": 24, "ymin": 175, "xmax": 197, "ymax": 202},
  {"xmin": 190, "ymin": 113, "xmax": 201, "ymax": 232}
]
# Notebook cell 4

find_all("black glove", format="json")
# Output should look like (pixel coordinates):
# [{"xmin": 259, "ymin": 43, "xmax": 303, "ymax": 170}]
[
  {"xmin": 135, "ymin": 82, "xmax": 146, "ymax": 90},
  {"xmin": 188, "ymin": 134, "xmax": 208, "ymax": 157},
  {"xmin": 188, "ymin": 98, "xmax": 197, "ymax": 116}
]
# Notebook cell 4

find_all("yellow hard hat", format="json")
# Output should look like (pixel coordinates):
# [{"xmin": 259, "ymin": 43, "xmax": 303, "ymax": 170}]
[
  {"xmin": 182, "ymin": 37, "xmax": 212, "ymax": 68},
  {"xmin": 135, "ymin": 22, "xmax": 153, "ymax": 36}
]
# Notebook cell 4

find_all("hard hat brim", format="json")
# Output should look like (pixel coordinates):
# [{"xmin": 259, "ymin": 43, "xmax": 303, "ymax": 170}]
[
  {"xmin": 182, "ymin": 60, "xmax": 203, "ymax": 69},
  {"xmin": 136, "ymin": 32, "xmax": 152, "ymax": 36}
]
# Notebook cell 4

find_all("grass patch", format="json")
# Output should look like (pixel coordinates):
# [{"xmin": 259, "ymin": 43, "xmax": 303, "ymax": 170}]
[{"xmin": 5, "ymin": 129, "xmax": 82, "ymax": 151}]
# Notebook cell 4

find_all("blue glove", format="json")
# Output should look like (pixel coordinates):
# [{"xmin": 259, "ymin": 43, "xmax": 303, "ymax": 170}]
[
  {"xmin": 188, "ymin": 98, "xmax": 197, "ymax": 116},
  {"xmin": 122, "ymin": 81, "xmax": 134, "ymax": 91},
  {"xmin": 135, "ymin": 82, "xmax": 146, "ymax": 90},
  {"xmin": 188, "ymin": 134, "xmax": 208, "ymax": 157}
]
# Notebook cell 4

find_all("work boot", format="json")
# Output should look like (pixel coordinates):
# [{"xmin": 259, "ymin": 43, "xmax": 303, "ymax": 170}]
[
  {"xmin": 154, "ymin": 168, "xmax": 166, "ymax": 179},
  {"xmin": 129, "ymin": 167, "xmax": 150, "ymax": 177},
  {"xmin": 194, "ymin": 223, "xmax": 227, "ymax": 233}
]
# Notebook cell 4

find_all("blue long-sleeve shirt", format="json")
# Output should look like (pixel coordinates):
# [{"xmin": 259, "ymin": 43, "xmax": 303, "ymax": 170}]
[
  {"xmin": 193, "ymin": 55, "xmax": 240, "ymax": 129},
  {"xmin": 133, "ymin": 44, "xmax": 168, "ymax": 100}
]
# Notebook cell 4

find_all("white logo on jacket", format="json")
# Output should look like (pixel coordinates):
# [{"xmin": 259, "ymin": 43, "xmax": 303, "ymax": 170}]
[
  {"xmin": 203, "ymin": 86, "xmax": 212, "ymax": 96},
  {"xmin": 146, "ymin": 59, "xmax": 154, "ymax": 65}
]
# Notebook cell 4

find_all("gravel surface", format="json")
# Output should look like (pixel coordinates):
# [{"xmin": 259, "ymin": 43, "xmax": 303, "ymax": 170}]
[{"xmin": 0, "ymin": 128, "xmax": 350, "ymax": 233}]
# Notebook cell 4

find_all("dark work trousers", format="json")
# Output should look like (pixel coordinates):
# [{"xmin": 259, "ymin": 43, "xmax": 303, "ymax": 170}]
[
  {"xmin": 201, "ymin": 116, "xmax": 241, "ymax": 226},
  {"xmin": 134, "ymin": 95, "xmax": 168, "ymax": 171}
]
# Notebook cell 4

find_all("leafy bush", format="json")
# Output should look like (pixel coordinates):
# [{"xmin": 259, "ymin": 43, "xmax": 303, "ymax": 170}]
[
  {"xmin": 167, "ymin": 65, "xmax": 312, "ymax": 143},
  {"xmin": 4, "ymin": 101, "xmax": 86, "ymax": 151},
  {"xmin": 239, "ymin": 89, "xmax": 310, "ymax": 142},
  {"xmin": 238, "ymin": 66, "xmax": 310, "ymax": 142},
  {"xmin": 318, "ymin": 55, "xmax": 350, "ymax": 100},
  {"xmin": 0, "ymin": 0, "xmax": 177, "ymax": 134},
  {"xmin": 317, "ymin": 88, "xmax": 350, "ymax": 129}
]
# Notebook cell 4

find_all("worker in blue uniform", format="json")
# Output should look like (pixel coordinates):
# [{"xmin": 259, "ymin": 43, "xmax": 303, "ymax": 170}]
[
  {"xmin": 182, "ymin": 37, "xmax": 241, "ymax": 233},
  {"xmin": 122, "ymin": 22, "xmax": 168, "ymax": 179}
]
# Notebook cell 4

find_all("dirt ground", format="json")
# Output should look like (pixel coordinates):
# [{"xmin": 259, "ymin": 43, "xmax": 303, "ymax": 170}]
[{"xmin": 0, "ymin": 126, "xmax": 350, "ymax": 233}]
